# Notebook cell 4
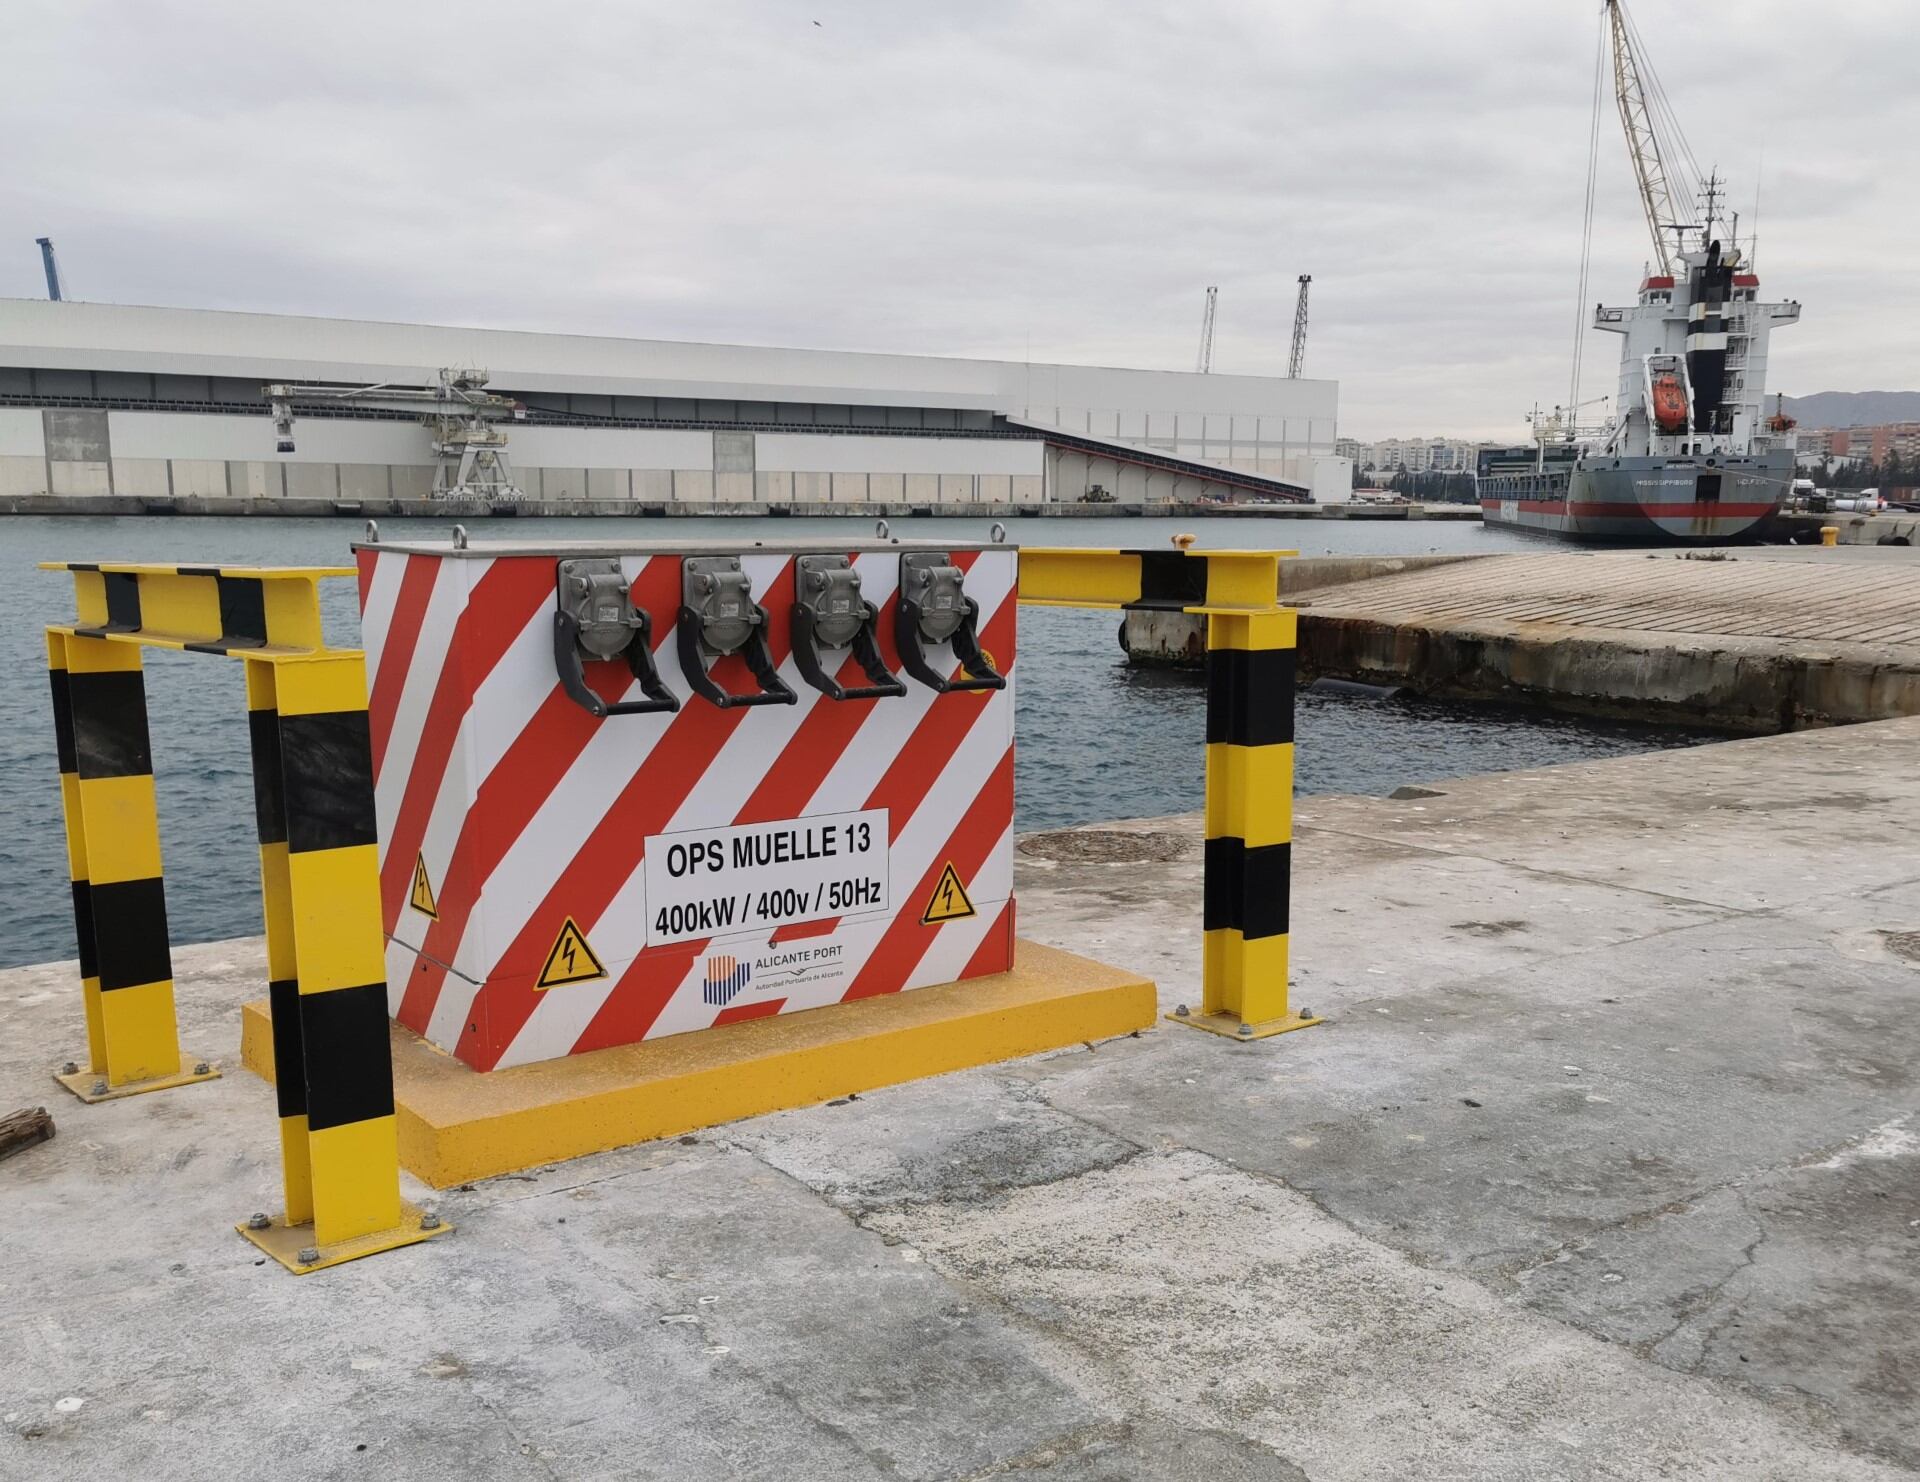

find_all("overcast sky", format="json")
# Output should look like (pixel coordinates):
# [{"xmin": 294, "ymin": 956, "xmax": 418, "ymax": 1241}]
[{"xmin": 5, "ymin": 0, "xmax": 1915, "ymax": 439}]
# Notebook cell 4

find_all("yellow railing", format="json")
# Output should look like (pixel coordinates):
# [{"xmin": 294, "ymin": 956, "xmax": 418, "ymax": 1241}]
[
  {"xmin": 1017, "ymin": 546, "xmax": 1317, "ymax": 1039},
  {"xmin": 42, "ymin": 561, "xmax": 448, "ymax": 1273}
]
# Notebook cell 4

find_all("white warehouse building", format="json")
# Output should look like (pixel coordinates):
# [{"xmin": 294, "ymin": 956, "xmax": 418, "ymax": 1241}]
[{"xmin": 0, "ymin": 298, "xmax": 1346, "ymax": 512}]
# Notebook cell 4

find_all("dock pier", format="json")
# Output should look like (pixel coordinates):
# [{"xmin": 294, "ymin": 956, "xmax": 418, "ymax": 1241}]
[
  {"xmin": 1126, "ymin": 546, "xmax": 1920, "ymax": 732},
  {"xmin": 4, "ymin": 724, "xmax": 1916, "ymax": 1475}
]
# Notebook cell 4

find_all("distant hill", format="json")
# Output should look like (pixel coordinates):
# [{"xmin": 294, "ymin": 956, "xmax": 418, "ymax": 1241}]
[{"xmin": 1782, "ymin": 391, "xmax": 1920, "ymax": 428}]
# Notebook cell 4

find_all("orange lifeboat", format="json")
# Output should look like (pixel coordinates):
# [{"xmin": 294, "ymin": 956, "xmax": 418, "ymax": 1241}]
[{"xmin": 1650, "ymin": 372, "xmax": 1689, "ymax": 434}]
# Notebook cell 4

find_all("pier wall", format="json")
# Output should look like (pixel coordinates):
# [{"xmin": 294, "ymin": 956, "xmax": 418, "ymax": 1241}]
[
  {"xmin": 1125, "ymin": 549, "xmax": 1920, "ymax": 732},
  {"xmin": 1301, "ymin": 613, "xmax": 1920, "ymax": 731}
]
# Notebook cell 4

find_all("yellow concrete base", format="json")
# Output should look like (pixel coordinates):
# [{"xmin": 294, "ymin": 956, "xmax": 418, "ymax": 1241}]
[
  {"xmin": 55, "ymin": 1053, "xmax": 221, "ymax": 1102},
  {"xmin": 241, "ymin": 939, "xmax": 1157, "ymax": 1188},
  {"xmin": 237, "ymin": 1199, "xmax": 451, "ymax": 1274},
  {"xmin": 1165, "ymin": 1007, "xmax": 1324, "ymax": 1040}
]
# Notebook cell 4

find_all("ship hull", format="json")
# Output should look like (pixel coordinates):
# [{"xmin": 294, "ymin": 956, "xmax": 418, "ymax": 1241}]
[{"xmin": 1480, "ymin": 452, "xmax": 1790, "ymax": 544}]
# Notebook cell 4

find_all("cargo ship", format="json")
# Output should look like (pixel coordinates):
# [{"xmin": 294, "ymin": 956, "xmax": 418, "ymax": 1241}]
[{"xmin": 1480, "ymin": 0, "xmax": 1801, "ymax": 544}]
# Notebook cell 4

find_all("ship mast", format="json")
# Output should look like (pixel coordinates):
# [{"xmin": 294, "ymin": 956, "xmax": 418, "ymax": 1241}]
[{"xmin": 1607, "ymin": 0, "xmax": 1681, "ymax": 276}]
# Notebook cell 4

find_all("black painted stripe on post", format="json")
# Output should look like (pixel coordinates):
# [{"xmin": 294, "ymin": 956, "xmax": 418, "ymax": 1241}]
[
  {"xmin": 298, "ymin": 983, "xmax": 396, "ymax": 1132},
  {"xmin": 67, "ymin": 670, "xmax": 154, "ymax": 779},
  {"xmin": 1130, "ymin": 550, "xmax": 1209, "ymax": 611},
  {"xmin": 1202, "ymin": 838, "xmax": 1292, "ymax": 941},
  {"xmin": 279, "ymin": 710, "xmax": 377, "ymax": 855},
  {"xmin": 88, "ymin": 877, "xmax": 173, "ymax": 990},
  {"xmin": 1206, "ymin": 648, "xmax": 1296, "ymax": 748},
  {"xmin": 248, "ymin": 707, "xmax": 288, "ymax": 846},
  {"xmin": 269, "ymin": 977, "xmax": 307, "ymax": 1119},
  {"xmin": 103, "ymin": 572, "xmax": 142, "ymax": 632},
  {"xmin": 48, "ymin": 667, "xmax": 76, "ymax": 774},
  {"xmin": 70, "ymin": 878, "xmax": 98, "ymax": 980},
  {"xmin": 216, "ymin": 576, "xmax": 268, "ymax": 648}
]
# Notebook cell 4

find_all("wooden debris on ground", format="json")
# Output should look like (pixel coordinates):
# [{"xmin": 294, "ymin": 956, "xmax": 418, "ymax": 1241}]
[{"xmin": 0, "ymin": 1107, "xmax": 55, "ymax": 1163}]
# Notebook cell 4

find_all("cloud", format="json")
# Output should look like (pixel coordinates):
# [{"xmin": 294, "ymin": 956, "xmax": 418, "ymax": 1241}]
[{"xmin": 5, "ymin": 0, "xmax": 1916, "ymax": 439}]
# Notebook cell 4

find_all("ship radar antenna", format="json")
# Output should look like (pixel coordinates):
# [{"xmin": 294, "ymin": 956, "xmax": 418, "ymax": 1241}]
[{"xmin": 1699, "ymin": 169, "xmax": 1724, "ymax": 245}]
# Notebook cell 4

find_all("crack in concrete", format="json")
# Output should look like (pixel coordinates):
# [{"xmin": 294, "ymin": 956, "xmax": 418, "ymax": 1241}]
[
  {"xmin": 944, "ymin": 1417, "xmax": 1310, "ymax": 1480},
  {"xmin": 1294, "ymin": 818, "xmax": 1767, "ymax": 916},
  {"xmin": 944, "ymin": 1419, "xmax": 1133, "ymax": 1479},
  {"xmin": 449, "ymin": 1371, "xmax": 569, "ymax": 1482},
  {"xmin": 1642, "ymin": 1189, "xmax": 1771, "ymax": 1367}
]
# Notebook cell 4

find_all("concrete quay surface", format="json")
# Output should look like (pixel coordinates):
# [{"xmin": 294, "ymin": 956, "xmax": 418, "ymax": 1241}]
[
  {"xmin": 1290, "ymin": 546, "xmax": 1920, "ymax": 731},
  {"xmin": 1776, "ymin": 510, "xmax": 1920, "ymax": 547},
  {"xmin": 4, "ymin": 722, "xmax": 1919, "ymax": 1479}
]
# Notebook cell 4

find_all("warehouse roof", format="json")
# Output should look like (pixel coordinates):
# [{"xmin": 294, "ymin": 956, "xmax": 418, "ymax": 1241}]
[{"xmin": 0, "ymin": 298, "xmax": 1337, "ymax": 420}]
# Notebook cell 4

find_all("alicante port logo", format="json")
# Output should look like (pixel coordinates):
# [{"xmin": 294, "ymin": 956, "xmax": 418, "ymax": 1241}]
[{"xmin": 702, "ymin": 953, "xmax": 751, "ymax": 1006}]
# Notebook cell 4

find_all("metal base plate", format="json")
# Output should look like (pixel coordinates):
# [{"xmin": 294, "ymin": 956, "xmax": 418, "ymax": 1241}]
[
  {"xmin": 54, "ymin": 1053, "xmax": 221, "ymax": 1102},
  {"xmin": 239, "ymin": 939, "xmax": 1158, "ymax": 1187},
  {"xmin": 1165, "ymin": 1008, "xmax": 1324, "ymax": 1040},
  {"xmin": 236, "ymin": 1199, "xmax": 451, "ymax": 1275}
]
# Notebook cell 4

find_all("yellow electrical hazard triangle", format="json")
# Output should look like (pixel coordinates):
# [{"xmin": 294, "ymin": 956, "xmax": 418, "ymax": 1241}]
[
  {"xmin": 921, "ymin": 861, "xmax": 977, "ymax": 925},
  {"xmin": 535, "ymin": 916, "xmax": 607, "ymax": 990},
  {"xmin": 409, "ymin": 853, "xmax": 439, "ymax": 919}
]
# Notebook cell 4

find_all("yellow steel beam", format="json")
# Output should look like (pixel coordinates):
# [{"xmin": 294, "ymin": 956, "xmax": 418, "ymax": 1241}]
[
  {"xmin": 1017, "ymin": 546, "xmax": 1293, "ymax": 615},
  {"xmin": 41, "ymin": 562, "xmax": 353, "ymax": 658}
]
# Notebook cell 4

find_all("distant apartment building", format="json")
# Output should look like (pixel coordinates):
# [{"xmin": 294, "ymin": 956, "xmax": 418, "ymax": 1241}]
[
  {"xmin": 1335, "ymin": 435, "xmax": 1485, "ymax": 474},
  {"xmin": 1801, "ymin": 423, "xmax": 1920, "ymax": 463}
]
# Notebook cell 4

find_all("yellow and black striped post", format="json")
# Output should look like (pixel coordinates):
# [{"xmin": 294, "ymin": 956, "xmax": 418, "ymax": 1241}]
[
  {"xmin": 1019, "ymin": 543, "xmax": 1319, "ymax": 1041},
  {"xmin": 46, "ymin": 627, "xmax": 218, "ymax": 1099},
  {"xmin": 1185, "ymin": 606, "xmax": 1317, "ymax": 1038},
  {"xmin": 239, "ymin": 651, "xmax": 443, "ymax": 1269},
  {"xmin": 43, "ymin": 560, "xmax": 447, "ymax": 1272}
]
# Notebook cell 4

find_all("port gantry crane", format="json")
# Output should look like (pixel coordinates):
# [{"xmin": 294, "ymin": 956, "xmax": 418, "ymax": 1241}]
[
  {"xmin": 264, "ymin": 367, "xmax": 526, "ymax": 502},
  {"xmin": 35, "ymin": 238, "xmax": 64, "ymax": 301},
  {"xmin": 1287, "ymin": 275, "xmax": 1310, "ymax": 379},
  {"xmin": 1195, "ymin": 286, "xmax": 1218, "ymax": 374}
]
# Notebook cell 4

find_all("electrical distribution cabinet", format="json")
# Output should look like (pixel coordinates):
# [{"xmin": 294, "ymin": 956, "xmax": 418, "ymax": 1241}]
[{"xmin": 354, "ymin": 538, "xmax": 1016, "ymax": 1072}]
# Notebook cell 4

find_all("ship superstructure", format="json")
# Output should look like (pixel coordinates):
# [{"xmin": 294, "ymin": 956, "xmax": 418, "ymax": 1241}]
[{"xmin": 1482, "ymin": 1, "xmax": 1801, "ymax": 543}]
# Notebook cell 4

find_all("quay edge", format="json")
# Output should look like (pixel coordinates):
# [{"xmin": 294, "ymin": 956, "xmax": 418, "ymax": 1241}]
[{"xmin": 1123, "ymin": 547, "xmax": 1920, "ymax": 732}]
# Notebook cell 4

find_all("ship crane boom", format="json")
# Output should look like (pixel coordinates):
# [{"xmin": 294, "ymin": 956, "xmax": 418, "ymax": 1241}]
[{"xmin": 1607, "ymin": 0, "xmax": 1681, "ymax": 277}]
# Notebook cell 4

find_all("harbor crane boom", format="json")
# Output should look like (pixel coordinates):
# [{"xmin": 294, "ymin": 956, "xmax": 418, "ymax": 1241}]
[
  {"xmin": 265, "ymin": 367, "xmax": 526, "ymax": 502},
  {"xmin": 1287, "ymin": 275, "xmax": 1310, "ymax": 379},
  {"xmin": 1607, "ymin": 0, "xmax": 1682, "ymax": 277},
  {"xmin": 1195, "ymin": 286, "xmax": 1218, "ymax": 374},
  {"xmin": 35, "ymin": 238, "xmax": 64, "ymax": 302}
]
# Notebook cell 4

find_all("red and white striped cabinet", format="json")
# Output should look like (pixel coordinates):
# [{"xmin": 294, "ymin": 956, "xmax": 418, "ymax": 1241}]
[{"xmin": 354, "ymin": 537, "xmax": 1016, "ymax": 1071}]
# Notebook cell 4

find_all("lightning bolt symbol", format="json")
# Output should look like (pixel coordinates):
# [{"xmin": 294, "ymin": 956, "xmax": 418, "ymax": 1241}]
[{"xmin": 563, "ymin": 940, "xmax": 577, "ymax": 974}]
